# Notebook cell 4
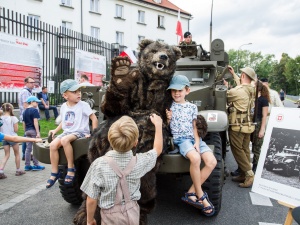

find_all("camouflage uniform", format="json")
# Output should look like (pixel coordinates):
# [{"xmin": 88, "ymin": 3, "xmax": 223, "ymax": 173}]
[
  {"xmin": 227, "ymin": 71, "xmax": 255, "ymax": 187},
  {"xmin": 179, "ymin": 41, "xmax": 197, "ymax": 57}
]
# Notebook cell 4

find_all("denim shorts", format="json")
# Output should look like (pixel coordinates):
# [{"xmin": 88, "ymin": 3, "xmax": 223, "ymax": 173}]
[
  {"xmin": 173, "ymin": 137, "xmax": 212, "ymax": 158},
  {"xmin": 56, "ymin": 132, "xmax": 87, "ymax": 139},
  {"xmin": 2, "ymin": 140, "xmax": 18, "ymax": 147}
]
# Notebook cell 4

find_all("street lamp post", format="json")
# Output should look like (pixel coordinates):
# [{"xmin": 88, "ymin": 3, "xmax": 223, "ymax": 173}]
[
  {"xmin": 236, "ymin": 43, "xmax": 252, "ymax": 73},
  {"xmin": 209, "ymin": 0, "xmax": 213, "ymax": 52}
]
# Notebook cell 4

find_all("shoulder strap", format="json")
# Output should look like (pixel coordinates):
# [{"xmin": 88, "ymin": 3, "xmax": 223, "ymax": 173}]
[{"xmin": 104, "ymin": 156, "xmax": 137, "ymax": 204}]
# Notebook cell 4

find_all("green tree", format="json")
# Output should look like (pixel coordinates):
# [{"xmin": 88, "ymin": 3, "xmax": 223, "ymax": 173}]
[
  {"xmin": 284, "ymin": 56, "xmax": 300, "ymax": 95},
  {"xmin": 269, "ymin": 53, "xmax": 290, "ymax": 92},
  {"xmin": 228, "ymin": 49, "xmax": 276, "ymax": 78}
]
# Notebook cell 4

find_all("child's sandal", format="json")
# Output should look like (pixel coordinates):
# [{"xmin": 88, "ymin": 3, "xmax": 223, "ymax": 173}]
[
  {"xmin": 64, "ymin": 168, "xmax": 76, "ymax": 185},
  {"xmin": 0, "ymin": 173, "xmax": 7, "ymax": 179},
  {"xmin": 181, "ymin": 192, "xmax": 204, "ymax": 209},
  {"xmin": 15, "ymin": 170, "xmax": 26, "ymax": 176},
  {"xmin": 198, "ymin": 192, "xmax": 215, "ymax": 217},
  {"xmin": 46, "ymin": 172, "xmax": 61, "ymax": 188}
]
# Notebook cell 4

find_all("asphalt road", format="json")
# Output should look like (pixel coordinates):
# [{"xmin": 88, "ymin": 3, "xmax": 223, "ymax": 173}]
[
  {"xmin": 0, "ymin": 149, "xmax": 297, "ymax": 225},
  {"xmin": 0, "ymin": 99, "xmax": 298, "ymax": 225}
]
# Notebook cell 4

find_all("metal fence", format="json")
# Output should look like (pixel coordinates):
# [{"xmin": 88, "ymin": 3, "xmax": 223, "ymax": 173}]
[{"xmin": 0, "ymin": 7, "xmax": 114, "ymax": 106}]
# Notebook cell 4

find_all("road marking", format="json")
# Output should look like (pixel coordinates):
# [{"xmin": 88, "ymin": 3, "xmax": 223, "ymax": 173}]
[
  {"xmin": 0, "ymin": 184, "xmax": 44, "ymax": 213},
  {"xmin": 250, "ymin": 192, "xmax": 273, "ymax": 206},
  {"xmin": 259, "ymin": 223, "xmax": 281, "ymax": 225}
]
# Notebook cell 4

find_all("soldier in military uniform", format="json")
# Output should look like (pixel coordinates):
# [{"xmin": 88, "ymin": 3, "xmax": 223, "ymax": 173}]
[
  {"xmin": 223, "ymin": 66, "xmax": 256, "ymax": 188},
  {"xmin": 179, "ymin": 31, "xmax": 197, "ymax": 58}
]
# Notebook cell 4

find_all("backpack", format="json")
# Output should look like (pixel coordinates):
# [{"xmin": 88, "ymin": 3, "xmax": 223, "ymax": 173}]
[
  {"xmin": 101, "ymin": 156, "xmax": 139, "ymax": 225},
  {"xmin": 229, "ymin": 85, "xmax": 255, "ymax": 134}
]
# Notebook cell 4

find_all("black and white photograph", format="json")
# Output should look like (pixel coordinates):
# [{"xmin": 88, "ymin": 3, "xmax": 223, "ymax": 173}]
[
  {"xmin": 253, "ymin": 107, "xmax": 300, "ymax": 207},
  {"xmin": 262, "ymin": 127, "xmax": 300, "ymax": 189}
]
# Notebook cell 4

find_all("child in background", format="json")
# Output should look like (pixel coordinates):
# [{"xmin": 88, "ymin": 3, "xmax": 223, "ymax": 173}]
[
  {"xmin": 23, "ymin": 96, "xmax": 45, "ymax": 172},
  {"xmin": 0, "ymin": 103, "xmax": 25, "ymax": 178},
  {"xmin": 81, "ymin": 114, "xmax": 163, "ymax": 225},
  {"xmin": 166, "ymin": 75, "xmax": 217, "ymax": 216},
  {"xmin": 0, "ymin": 131, "xmax": 42, "ymax": 179},
  {"xmin": 46, "ymin": 79, "xmax": 98, "ymax": 188}
]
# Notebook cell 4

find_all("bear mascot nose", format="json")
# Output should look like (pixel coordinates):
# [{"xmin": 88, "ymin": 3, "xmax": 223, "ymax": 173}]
[{"xmin": 159, "ymin": 54, "xmax": 168, "ymax": 60}]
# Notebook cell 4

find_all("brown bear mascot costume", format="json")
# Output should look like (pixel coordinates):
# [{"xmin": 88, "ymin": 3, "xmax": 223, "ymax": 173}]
[{"xmin": 73, "ymin": 39, "xmax": 207, "ymax": 224}]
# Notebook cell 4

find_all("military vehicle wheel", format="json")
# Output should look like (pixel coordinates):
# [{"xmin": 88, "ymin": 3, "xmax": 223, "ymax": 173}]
[
  {"xmin": 202, "ymin": 132, "xmax": 224, "ymax": 216},
  {"xmin": 284, "ymin": 162, "xmax": 295, "ymax": 177},
  {"xmin": 58, "ymin": 155, "xmax": 90, "ymax": 205}
]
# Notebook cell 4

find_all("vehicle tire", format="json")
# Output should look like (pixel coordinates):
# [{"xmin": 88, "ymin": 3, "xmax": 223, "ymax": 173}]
[
  {"xmin": 202, "ymin": 132, "xmax": 224, "ymax": 216},
  {"xmin": 284, "ymin": 162, "xmax": 295, "ymax": 177},
  {"xmin": 265, "ymin": 164, "xmax": 273, "ymax": 171},
  {"xmin": 58, "ymin": 155, "xmax": 90, "ymax": 205}
]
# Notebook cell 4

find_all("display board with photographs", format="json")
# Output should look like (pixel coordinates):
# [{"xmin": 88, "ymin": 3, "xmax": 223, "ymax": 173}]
[{"xmin": 252, "ymin": 108, "xmax": 300, "ymax": 207}]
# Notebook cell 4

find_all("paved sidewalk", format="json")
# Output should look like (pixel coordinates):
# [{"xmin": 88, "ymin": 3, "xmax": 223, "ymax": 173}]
[{"xmin": 0, "ymin": 144, "xmax": 51, "ymax": 212}]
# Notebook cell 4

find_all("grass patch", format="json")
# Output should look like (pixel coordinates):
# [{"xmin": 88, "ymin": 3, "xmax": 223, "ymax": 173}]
[{"xmin": 17, "ymin": 118, "xmax": 62, "ymax": 138}]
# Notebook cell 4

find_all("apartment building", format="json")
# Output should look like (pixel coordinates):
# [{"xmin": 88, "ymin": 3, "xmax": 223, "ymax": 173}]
[{"xmin": 1, "ymin": 0, "xmax": 192, "ymax": 50}]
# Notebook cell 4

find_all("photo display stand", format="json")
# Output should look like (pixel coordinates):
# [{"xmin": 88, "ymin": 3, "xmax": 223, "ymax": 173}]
[
  {"xmin": 252, "ymin": 108, "xmax": 300, "ymax": 224},
  {"xmin": 278, "ymin": 201, "xmax": 295, "ymax": 225}
]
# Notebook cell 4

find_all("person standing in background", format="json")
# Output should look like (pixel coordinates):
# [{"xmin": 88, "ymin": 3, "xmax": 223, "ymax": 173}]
[
  {"xmin": 223, "ymin": 66, "xmax": 256, "ymax": 188},
  {"xmin": 79, "ymin": 74, "xmax": 95, "ymax": 86},
  {"xmin": 251, "ymin": 81, "xmax": 270, "ymax": 173},
  {"xmin": 18, "ymin": 77, "xmax": 34, "ymax": 160},
  {"xmin": 260, "ymin": 78, "xmax": 283, "ymax": 108},
  {"xmin": 0, "ymin": 103, "xmax": 26, "ymax": 179},
  {"xmin": 279, "ymin": 89, "xmax": 285, "ymax": 105},
  {"xmin": 23, "ymin": 96, "xmax": 45, "ymax": 172}
]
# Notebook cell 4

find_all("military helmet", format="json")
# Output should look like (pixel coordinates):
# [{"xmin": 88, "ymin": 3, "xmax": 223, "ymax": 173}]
[{"xmin": 240, "ymin": 67, "xmax": 256, "ymax": 80}]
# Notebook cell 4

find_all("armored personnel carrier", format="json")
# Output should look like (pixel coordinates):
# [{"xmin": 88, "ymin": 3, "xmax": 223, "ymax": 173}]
[{"xmin": 33, "ymin": 38, "xmax": 231, "ymax": 215}]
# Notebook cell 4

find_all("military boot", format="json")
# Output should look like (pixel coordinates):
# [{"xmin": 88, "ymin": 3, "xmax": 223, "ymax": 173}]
[
  {"xmin": 239, "ymin": 170, "xmax": 254, "ymax": 188},
  {"xmin": 232, "ymin": 175, "xmax": 245, "ymax": 182}
]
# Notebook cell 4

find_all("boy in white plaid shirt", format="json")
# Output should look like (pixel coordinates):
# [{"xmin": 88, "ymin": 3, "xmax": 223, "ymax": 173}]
[{"xmin": 81, "ymin": 114, "xmax": 163, "ymax": 225}]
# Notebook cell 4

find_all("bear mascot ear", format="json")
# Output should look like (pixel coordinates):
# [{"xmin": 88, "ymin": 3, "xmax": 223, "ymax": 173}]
[
  {"xmin": 138, "ymin": 39, "xmax": 154, "ymax": 58},
  {"xmin": 172, "ymin": 46, "xmax": 182, "ymax": 61}
]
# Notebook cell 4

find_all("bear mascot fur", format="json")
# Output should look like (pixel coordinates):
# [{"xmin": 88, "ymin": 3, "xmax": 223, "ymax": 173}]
[{"xmin": 73, "ymin": 39, "xmax": 207, "ymax": 225}]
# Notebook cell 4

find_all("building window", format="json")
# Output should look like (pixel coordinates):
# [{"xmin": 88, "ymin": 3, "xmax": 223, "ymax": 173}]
[
  {"xmin": 158, "ymin": 15, "xmax": 164, "ymax": 28},
  {"xmin": 28, "ymin": 14, "xmax": 40, "ymax": 30},
  {"xmin": 90, "ymin": 0, "xmax": 99, "ymax": 12},
  {"xmin": 116, "ymin": 31, "xmax": 124, "ymax": 45},
  {"xmin": 138, "ymin": 10, "xmax": 145, "ymax": 23},
  {"xmin": 62, "ymin": 21, "xmax": 72, "ymax": 33},
  {"xmin": 138, "ymin": 36, "xmax": 145, "ymax": 43},
  {"xmin": 116, "ymin": 4, "xmax": 124, "ymax": 18},
  {"xmin": 61, "ymin": 0, "xmax": 72, "ymax": 6},
  {"xmin": 91, "ymin": 26, "xmax": 100, "ymax": 39}
]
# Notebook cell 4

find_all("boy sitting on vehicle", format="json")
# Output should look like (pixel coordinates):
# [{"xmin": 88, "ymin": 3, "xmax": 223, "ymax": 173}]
[
  {"xmin": 166, "ymin": 75, "xmax": 217, "ymax": 216},
  {"xmin": 46, "ymin": 79, "xmax": 98, "ymax": 188}
]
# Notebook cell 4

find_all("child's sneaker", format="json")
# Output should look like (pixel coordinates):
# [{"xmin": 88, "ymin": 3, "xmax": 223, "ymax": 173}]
[
  {"xmin": 24, "ymin": 165, "xmax": 33, "ymax": 171},
  {"xmin": 32, "ymin": 165, "xmax": 45, "ymax": 171}
]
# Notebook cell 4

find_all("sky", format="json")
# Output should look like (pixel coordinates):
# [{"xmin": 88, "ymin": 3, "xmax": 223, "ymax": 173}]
[{"xmin": 169, "ymin": 0, "xmax": 300, "ymax": 61}]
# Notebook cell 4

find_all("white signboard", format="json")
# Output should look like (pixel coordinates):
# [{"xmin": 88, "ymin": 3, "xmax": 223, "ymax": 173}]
[
  {"xmin": 74, "ymin": 49, "xmax": 106, "ymax": 86},
  {"xmin": 48, "ymin": 80, "xmax": 55, "ymax": 94},
  {"xmin": 252, "ymin": 107, "xmax": 300, "ymax": 207},
  {"xmin": 0, "ymin": 32, "xmax": 43, "ymax": 92}
]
